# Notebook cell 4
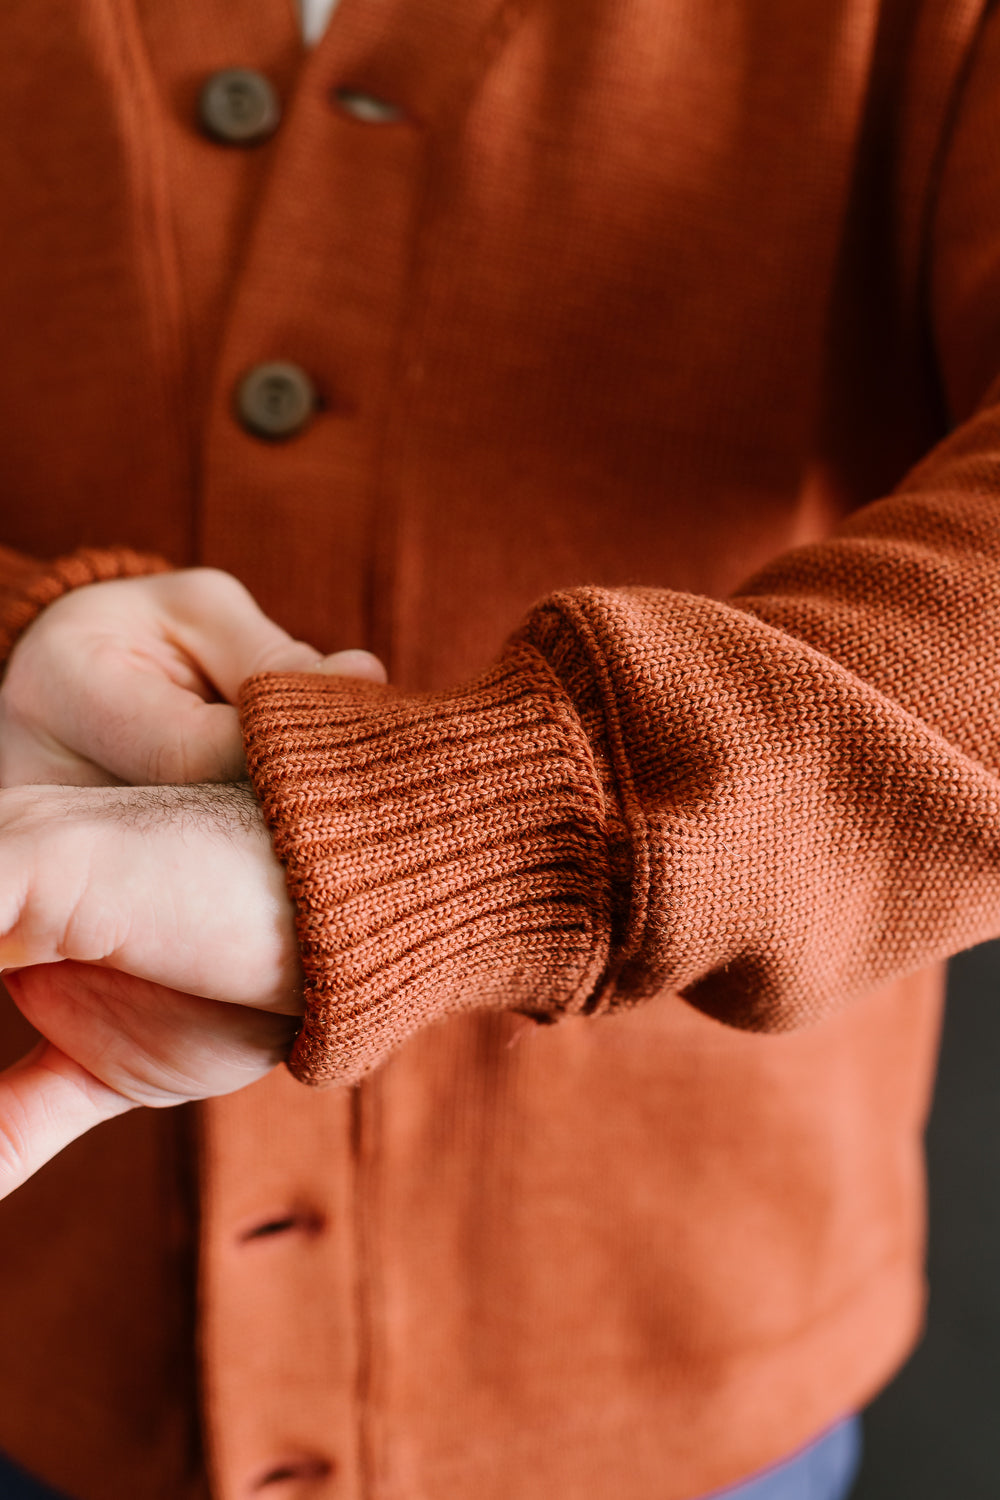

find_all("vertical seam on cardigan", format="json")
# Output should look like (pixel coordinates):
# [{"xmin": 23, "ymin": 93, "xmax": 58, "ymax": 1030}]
[
  {"xmin": 351, "ymin": 1077, "xmax": 384, "ymax": 1500},
  {"xmin": 440, "ymin": 0, "xmax": 542, "ymax": 131},
  {"xmin": 98, "ymin": 0, "xmax": 198, "ymax": 563}
]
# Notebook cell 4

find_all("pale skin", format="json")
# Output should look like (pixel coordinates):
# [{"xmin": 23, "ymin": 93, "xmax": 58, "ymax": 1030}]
[{"xmin": 0, "ymin": 569, "xmax": 385, "ymax": 1200}]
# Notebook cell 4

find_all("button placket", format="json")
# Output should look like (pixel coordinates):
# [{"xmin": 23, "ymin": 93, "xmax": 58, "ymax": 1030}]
[
  {"xmin": 199, "ymin": 1079, "xmax": 360, "ymax": 1498},
  {"xmin": 228, "ymin": 1201, "xmax": 337, "ymax": 1493},
  {"xmin": 196, "ymin": 5, "xmax": 510, "ymax": 1491}
]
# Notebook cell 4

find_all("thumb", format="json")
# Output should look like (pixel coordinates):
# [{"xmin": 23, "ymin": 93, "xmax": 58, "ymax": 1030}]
[
  {"xmin": 233, "ymin": 643, "xmax": 387, "ymax": 686},
  {"xmin": 164, "ymin": 575, "xmax": 387, "ymax": 695},
  {"xmin": 103, "ymin": 573, "xmax": 387, "ymax": 783},
  {"xmin": 105, "ymin": 649, "xmax": 386, "ymax": 786},
  {"xmin": 305, "ymin": 649, "xmax": 388, "ymax": 684},
  {"xmin": 0, "ymin": 1040, "xmax": 133, "ymax": 1201}
]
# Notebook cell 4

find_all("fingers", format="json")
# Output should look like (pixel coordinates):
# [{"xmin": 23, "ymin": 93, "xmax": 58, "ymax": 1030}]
[
  {"xmin": 0, "ymin": 967, "xmax": 299, "ymax": 1202},
  {"xmin": 0, "ymin": 1038, "xmax": 134, "ymax": 1202},
  {"xmin": 0, "ymin": 962, "xmax": 300, "ymax": 1199},
  {"xmin": 310, "ymin": 649, "xmax": 388, "ymax": 684},
  {"xmin": 0, "ymin": 722, "xmax": 122, "ymax": 788},
  {"xmin": 47, "ymin": 661, "xmax": 248, "ymax": 785},
  {"xmin": 43, "ymin": 648, "xmax": 387, "ymax": 786},
  {"xmin": 0, "ymin": 664, "xmax": 242, "ymax": 787},
  {"xmin": 0, "ymin": 567, "xmax": 389, "ymax": 789},
  {"xmin": 161, "ymin": 571, "xmax": 387, "ymax": 699},
  {"xmin": 116, "ymin": 577, "xmax": 386, "ymax": 782},
  {"xmin": 6, "ymin": 964, "xmax": 302, "ymax": 1097}
]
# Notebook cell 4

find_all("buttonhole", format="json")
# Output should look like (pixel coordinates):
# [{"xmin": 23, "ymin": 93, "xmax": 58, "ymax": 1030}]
[
  {"xmin": 331, "ymin": 86, "xmax": 408, "ymax": 124},
  {"xmin": 252, "ymin": 1455, "xmax": 333, "ymax": 1489},
  {"xmin": 239, "ymin": 1209, "xmax": 325, "ymax": 1243}
]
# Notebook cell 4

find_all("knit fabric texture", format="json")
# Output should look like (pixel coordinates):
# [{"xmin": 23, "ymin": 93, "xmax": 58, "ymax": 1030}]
[
  {"xmin": 242, "ymin": 414, "xmax": 1000, "ymax": 1085},
  {"xmin": 2, "ymin": 0, "xmax": 999, "ymax": 1494}
]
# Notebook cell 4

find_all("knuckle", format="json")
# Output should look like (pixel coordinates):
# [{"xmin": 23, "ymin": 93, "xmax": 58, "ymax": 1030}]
[
  {"xmin": 181, "ymin": 566, "xmax": 250, "ymax": 606},
  {"xmin": 249, "ymin": 637, "xmax": 311, "ymax": 674},
  {"xmin": 0, "ymin": 1113, "xmax": 28, "ymax": 1183}
]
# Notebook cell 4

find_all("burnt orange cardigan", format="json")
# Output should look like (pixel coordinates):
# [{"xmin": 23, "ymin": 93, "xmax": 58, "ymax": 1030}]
[{"xmin": 2, "ymin": 2, "xmax": 1000, "ymax": 1496}]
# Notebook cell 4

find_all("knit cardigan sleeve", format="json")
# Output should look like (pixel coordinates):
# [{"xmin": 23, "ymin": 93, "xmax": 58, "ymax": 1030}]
[
  {"xmin": 240, "ymin": 8, "xmax": 1000, "ymax": 1089},
  {"xmin": 0, "ymin": 546, "xmax": 172, "ymax": 669}
]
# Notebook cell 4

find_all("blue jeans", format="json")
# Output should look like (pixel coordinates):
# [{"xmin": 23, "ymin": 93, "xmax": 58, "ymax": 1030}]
[
  {"xmin": 707, "ymin": 1416, "xmax": 861, "ymax": 1499},
  {"xmin": 0, "ymin": 1419, "xmax": 860, "ymax": 1499},
  {"xmin": 0, "ymin": 1454, "xmax": 69, "ymax": 1499}
]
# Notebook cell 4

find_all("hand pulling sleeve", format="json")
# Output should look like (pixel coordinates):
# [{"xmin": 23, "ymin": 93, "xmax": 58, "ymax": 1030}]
[
  {"xmin": 239, "ymin": 9, "xmax": 1000, "ymax": 1087},
  {"xmin": 0, "ymin": 546, "xmax": 170, "ymax": 670}
]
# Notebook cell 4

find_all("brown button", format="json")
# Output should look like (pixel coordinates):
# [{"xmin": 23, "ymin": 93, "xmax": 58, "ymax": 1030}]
[
  {"xmin": 236, "ymin": 363, "xmax": 317, "ymax": 440},
  {"xmin": 199, "ymin": 69, "xmax": 281, "ymax": 145}
]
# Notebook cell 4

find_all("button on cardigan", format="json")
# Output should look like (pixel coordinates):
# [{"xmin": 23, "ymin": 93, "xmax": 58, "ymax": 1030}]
[{"xmin": 0, "ymin": 1, "xmax": 999, "ymax": 1497}]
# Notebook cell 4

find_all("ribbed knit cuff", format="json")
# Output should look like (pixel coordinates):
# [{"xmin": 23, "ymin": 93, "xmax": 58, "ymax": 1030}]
[
  {"xmin": 0, "ymin": 546, "xmax": 172, "ymax": 669},
  {"xmin": 240, "ymin": 644, "xmax": 616, "ymax": 1085}
]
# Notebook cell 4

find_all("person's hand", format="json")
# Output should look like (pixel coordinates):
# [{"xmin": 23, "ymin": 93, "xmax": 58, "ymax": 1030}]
[
  {"xmin": 0, "ymin": 569, "xmax": 385, "ymax": 788},
  {"xmin": 0, "ymin": 780, "xmax": 306, "ymax": 1199}
]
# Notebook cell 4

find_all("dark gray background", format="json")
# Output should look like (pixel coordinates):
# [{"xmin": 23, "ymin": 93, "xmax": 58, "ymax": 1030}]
[{"xmin": 853, "ymin": 941, "xmax": 1000, "ymax": 1498}]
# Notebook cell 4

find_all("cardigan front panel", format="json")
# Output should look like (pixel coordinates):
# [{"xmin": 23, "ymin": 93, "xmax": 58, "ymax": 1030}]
[
  {"xmin": 195, "ymin": 0, "xmax": 886, "ymax": 676},
  {"xmin": 0, "ymin": 1, "xmax": 987, "ymax": 1495}
]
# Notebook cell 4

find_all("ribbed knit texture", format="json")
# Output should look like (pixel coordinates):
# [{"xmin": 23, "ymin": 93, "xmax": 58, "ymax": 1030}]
[
  {"xmin": 3, "ymin": 2, "xmax": 1000, "ymax": 1496},
  {"xmin": 242, "ymin": 644, "xmax": 619, "ymax": 1082},
  {"xmin": 243, "ymin": 421, "xmax": 1000, "ymax": 1086}
]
